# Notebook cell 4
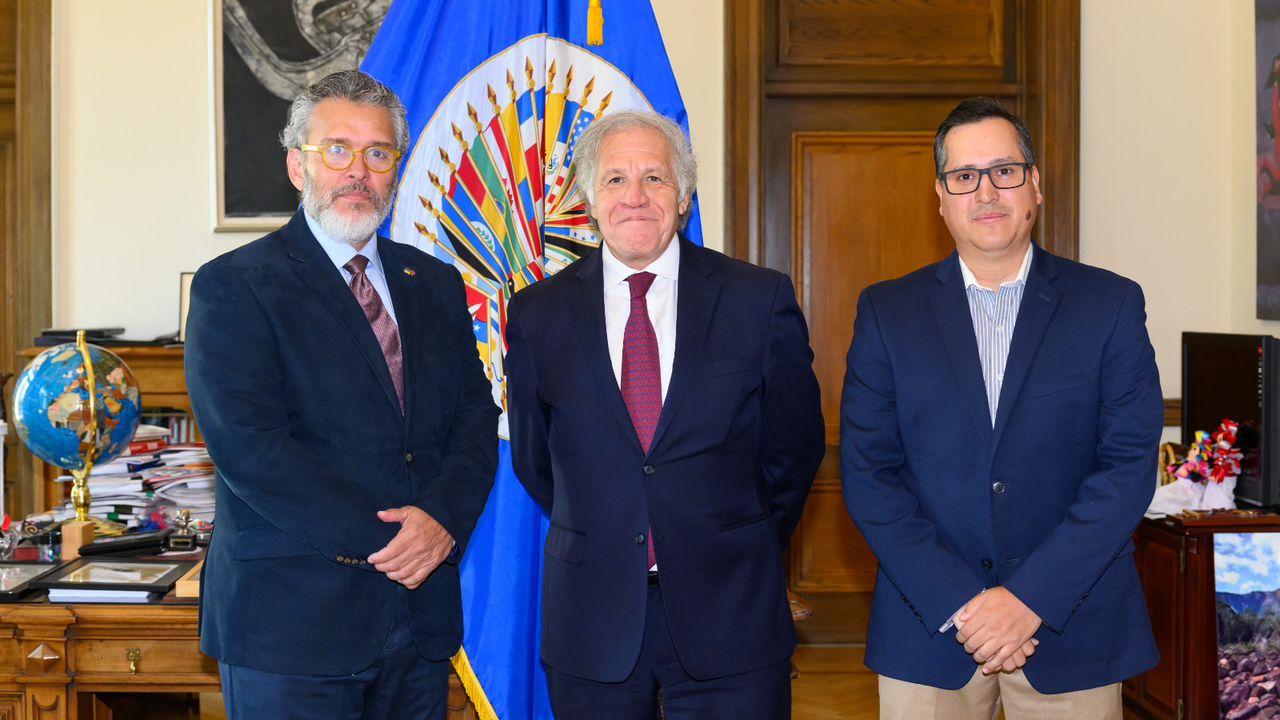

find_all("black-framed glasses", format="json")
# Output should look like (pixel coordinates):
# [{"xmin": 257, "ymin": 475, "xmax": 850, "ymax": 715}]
[
  {"xmin": 939, "ymin": 162, "xmax": 1032, "ymax": 195},
  {"xmin": 299, "ymin": 143, "xmax": 402, "ymax": 173}
]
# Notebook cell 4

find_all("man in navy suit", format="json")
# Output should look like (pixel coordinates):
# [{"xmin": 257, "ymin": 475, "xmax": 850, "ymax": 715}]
[
  {"xmin": 841, "ymin": 97, "xmax": 1162, "ymax": 719},
  {"xmin": 506, "ymin": 110, "xmax": 824, "ymax": 718},
  {"xmin": 185, "ymin": 70, "xmax": 498, "ymax": 719}
]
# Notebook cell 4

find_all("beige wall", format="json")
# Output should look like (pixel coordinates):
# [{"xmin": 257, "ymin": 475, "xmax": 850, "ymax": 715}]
[
  {"xmin": 49, "ymin": 0, "xmax": 724, "ymax": 340},
  {"xmin": 51, "ymin": 0, "xmax": 1269, "ymax": 400}
]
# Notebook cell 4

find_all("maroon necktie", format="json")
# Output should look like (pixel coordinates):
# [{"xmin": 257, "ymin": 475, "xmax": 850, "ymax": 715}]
[
  {"xmin": 344, "ymin": 254, "xmax": 405, "ymax": 412},
  {"xmin": 621, "ymin": 272, "xmax": 660, "ymax": 568}
]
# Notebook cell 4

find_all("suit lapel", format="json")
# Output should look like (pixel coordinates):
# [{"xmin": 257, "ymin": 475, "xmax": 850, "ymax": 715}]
[
  {"xmin": 284, "ymin": 212, "xmax": 401, "ymax": 417},
  {"xmin": 928, "ymin": 254, "xmax": 994, "ymax": 452},
  {"xmin": 991, "ymin": 245, "xmax": 1061, "ymax": 451},
  {"xmin": 380, "ymin": 239, "xmax": 422, "ymax": 420},
  {"xmin": 571, "ymin": 250, "xmax": 644, "ymax": 454},
  {"xmin": 649, "ymin": 240, "xmax": 718, "ymax": 456}
]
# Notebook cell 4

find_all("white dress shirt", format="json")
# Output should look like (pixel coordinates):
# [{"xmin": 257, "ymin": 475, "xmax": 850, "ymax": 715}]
[
  {"xmin": 602, "ymin": 237, "xmax": 679, "ymax": 401},
  {"xmin": 304, "ymin": 212, "xmax": 399, "ymax": 324}
]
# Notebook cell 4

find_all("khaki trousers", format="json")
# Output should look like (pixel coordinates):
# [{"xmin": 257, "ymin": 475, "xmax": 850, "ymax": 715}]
[{"xmin": 878, "ymin": 668, "xmax": 1121, "ymax": 720}]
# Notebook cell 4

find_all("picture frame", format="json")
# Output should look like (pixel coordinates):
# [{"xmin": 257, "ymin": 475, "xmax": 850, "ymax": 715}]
[
  {"xmin": 0, "ymin": 561, "xmax": 60, "ymax": 600},
  {"xmin": 210, "ymin": 0, "xmax": 389, "ymax": 231},
  {"xmin": 33, "ymin": 558, "xmax": 194, "ymax": 594},
  {"xmin": 178, "ymin": 272, "xmax": 195, "ymax": 343}
]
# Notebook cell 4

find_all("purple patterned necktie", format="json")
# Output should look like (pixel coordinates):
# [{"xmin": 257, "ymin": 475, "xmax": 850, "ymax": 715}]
[
  {"xmin": 344, "ymin": 254, "xmax": 405, "ymax": 412},
  {"xmin": 621, "ymin": 271, "xmax": 660, "ymax": 568}
]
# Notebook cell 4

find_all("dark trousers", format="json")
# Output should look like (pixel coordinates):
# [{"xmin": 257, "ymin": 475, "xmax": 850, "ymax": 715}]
[
  {"xmin": 547, "ymin": 581, "xmax": 792, "ymax": 719},
  {"xmin": 219, "ymin": 591, "xmax": 449, "ymax": 720}
]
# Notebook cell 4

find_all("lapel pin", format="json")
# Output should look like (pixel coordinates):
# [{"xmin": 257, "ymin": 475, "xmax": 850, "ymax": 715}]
[{"xmin": 403, "ymin": 267, "xmax": 416, "ymax": 277}]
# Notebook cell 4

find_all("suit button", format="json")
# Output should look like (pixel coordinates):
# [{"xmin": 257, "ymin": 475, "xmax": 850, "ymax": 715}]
[
  {"xmin": 337, "ymin": 555, "xmax": 346, "ymax": 562},
  {"xmin": 992, "ymin": 481, "xmax": 1007, "ymax": 494},
  {"xmin": 634, "ymin": 533, "xmax": 646, "ymax": 545},
  {"xmin": 981, "ymin": 558, "xmax": 993, "ymax": 569},
  {"xmin": 405, "ymin": 452, "xmax": 414, "ymax": 463},
  {"xmin": 642, "ymin": 465, "xmax": 656, "ymax": 476}
]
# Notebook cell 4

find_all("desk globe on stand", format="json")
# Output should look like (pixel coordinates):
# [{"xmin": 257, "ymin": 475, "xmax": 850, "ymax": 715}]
[{"xmin": 10, "ymin": 331, "xmax": 142, "ymax": 555}]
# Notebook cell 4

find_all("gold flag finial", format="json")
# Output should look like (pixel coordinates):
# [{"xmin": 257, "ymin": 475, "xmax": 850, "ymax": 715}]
[
  {"xmin": 487, "ymin": 84, "xmax": 502, "ymax": 116},
  {"xmin": 580, "ymin": 77, "xmax": 595, "ymax": 105},
  {"xmin": 598, "ymin": 91, "xmax": 613, "ymax": 117},
  {"xmin": 548, "ymin": 60, "xmax": 557, "ymax": 92},
  {"xmin": 467, "ymin": 103, "xmax": 484, "ymax": 134},
  {"xmin": 587, "ymin": 0, "xmax": 603, "ymax": 46},
  {"xmin": 507, "ymin": 70, "xmax": 518, "ymax": 102}
]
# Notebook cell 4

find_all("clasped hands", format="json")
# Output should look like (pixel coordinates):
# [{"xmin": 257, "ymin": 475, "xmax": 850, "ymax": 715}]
[
  {"xmin": 953, "ymin": 586, "xmax": 1041, "ymax": 675},
  {"xmin": 367, "ymin": 506, "xmax": 454, "ymax": 590}
]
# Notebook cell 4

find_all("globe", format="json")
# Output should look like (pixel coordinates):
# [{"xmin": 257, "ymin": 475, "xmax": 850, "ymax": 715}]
[{"xmin": 11, "ymin": 342, "xmax": 141, "ymax": 471}]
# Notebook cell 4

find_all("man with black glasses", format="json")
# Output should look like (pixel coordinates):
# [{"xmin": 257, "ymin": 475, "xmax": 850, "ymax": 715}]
[
  {"xmin": 840, "ymin": 97, "xmax": 1162, "ymax": 719},
  {"xmin": 186, "ymin": 70, "xmax": 498, "ymax": 719}
]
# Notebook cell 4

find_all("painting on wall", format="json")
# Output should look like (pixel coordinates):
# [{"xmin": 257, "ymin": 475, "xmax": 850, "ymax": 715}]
[
  {"xmin": 213, "ymin": 0, "xmax": 390, "ymax": 231},
  {"xmin": 1257, "ymin": 0, "xmax": 1280, "ymax": 318},
  {"xmin": 1216, "ymin": 533, "xmax": 1280, "ymax": 716}
]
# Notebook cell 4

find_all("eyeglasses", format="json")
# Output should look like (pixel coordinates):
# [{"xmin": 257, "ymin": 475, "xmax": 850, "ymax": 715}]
[
  {"xmin": 938, "ymin": 162, "xmax": 1032, "ymax": 195},
  {"xmin": 298, "ymin": 143, "xmax": 402, "ymax": 174}
]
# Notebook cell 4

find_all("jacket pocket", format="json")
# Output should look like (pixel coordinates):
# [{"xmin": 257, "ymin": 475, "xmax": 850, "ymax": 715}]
[
  {"xmin": 231, "ymin": 525, "xmax": 316, "ymax": 560},
  {"xmin": 701, "ymin": 356, "xmax": 756, "ymax": 378},
  {"xmin": 718, "ymin": 512, "xmax": 771, "ymax": 533},
  {"xmin": 545, "ymin": 523, "xmax": 586, "ymax": 564},
  {"xmin": 1028, "ymin": 368, "xmax": 1097, "ymax": 398}
]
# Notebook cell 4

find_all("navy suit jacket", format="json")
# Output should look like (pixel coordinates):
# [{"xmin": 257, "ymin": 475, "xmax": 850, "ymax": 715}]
[
  {"xmin": 506, "ymin": 239, "xmax": 824, "ymax": 682},
  {"xmin": 185, "ymin": 211, "xmax": 498, "ymax": 675},
  {"xmin": 840, "ymin": 244, "xmax": 1162, "ymax": 693}
]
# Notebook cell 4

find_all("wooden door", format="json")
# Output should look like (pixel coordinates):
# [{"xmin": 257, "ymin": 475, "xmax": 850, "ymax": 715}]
[{"xmin": 727, "ymin": 0, "xmax": 1081, "ymax": 686}]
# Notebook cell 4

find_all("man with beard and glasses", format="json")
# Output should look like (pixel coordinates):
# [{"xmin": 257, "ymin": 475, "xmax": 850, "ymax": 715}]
[
  {"xmin": 185, "ymin": 70, "xmax": 498, "ymax": 720},
  {"xmin": 840, "ymin": 98, "xmax": 1162, "ymax": 719}
]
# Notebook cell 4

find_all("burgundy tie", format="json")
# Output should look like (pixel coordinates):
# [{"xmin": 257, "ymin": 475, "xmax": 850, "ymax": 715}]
[
  {"xmin": 344, "ymin": 254, "xmax": 405, "ymax": 412},
  {"xmin": 621, "ymin": 272, "xmax": 660, "ymax": 568}
]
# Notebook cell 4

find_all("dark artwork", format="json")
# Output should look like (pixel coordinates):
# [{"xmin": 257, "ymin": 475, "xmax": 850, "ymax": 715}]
[
  {"xmin": 219, "ymin": 0, "xmax": 389, "ymax": 221},
  {"xmin": 1258, "ymin": 0, "xmax": 1280, "ymax": 318}
]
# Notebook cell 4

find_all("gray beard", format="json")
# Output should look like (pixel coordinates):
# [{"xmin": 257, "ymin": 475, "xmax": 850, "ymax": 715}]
[{"xmin": 301, "ymin": 170, "xmax": 395, "ymax": 246}]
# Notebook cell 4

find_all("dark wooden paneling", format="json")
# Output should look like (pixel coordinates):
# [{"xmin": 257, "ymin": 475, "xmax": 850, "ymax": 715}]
[
  {"xmin": 792, "ymin": 131, "xmax": 953, "ymax": 443},
  {"xmin": 790, "ymin": 478, "xmax": 876, "ymax": 592},
  {"xmin": 772, "ymin": 0, "xmax": 1012, "ymax": 84},
  {"xmin": 1128, "ymin": 524, "xmax": 1183, "ymax": 719}
]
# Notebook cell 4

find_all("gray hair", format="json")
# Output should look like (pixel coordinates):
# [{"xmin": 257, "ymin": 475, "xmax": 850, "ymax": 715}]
[
  {"xmin": 279, "ymin": 70, "xmax": 410, "ymax": 154},
  {"xmin": 572, "ymin": 110, "xmax": 697, "ymax": 229}
]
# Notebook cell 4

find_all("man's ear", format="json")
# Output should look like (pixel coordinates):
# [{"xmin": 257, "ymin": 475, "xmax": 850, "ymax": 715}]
[{"xmin": 286, "ymin": 148, "xmax": 305, "ymax": 192}]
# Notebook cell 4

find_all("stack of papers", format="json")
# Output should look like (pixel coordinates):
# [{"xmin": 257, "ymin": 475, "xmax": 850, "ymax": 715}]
[{"xmin": 55, "ymin": 444, "xmax": 215, "ymax": 527}]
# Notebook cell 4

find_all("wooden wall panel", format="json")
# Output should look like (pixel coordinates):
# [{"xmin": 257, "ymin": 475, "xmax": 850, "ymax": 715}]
[
  {"xmin": 789, "ymin": 480, "xmax": 876, "ymax": 592},
  {"xmin": 778, "ymin": 0, "xmax": 1005, "ymax": 71},
  {"xmin": 792, "ymin": 131, "xmax": 952, "ymax": 444}
]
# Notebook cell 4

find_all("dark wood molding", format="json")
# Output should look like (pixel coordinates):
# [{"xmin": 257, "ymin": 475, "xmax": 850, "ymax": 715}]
[
  {"xmin": 1164, "ymin": 398, "xmax": 1182, "ymax": 429},
  {"xmin": 5, "ymin": 0, "xmax": 52, "ymax": 517},
  {"xmin": 725, "ymin": 0, "xmax": 765, "ymax": 265},
  {"xmin": 1022, "ymin": 0, "xmax": 1080, "ymax": 260}
]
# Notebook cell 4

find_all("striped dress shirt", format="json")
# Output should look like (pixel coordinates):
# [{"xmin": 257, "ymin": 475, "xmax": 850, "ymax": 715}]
[{"xmin": 958, "ymin": 245, "xmax": 1034, "ymax": 426}]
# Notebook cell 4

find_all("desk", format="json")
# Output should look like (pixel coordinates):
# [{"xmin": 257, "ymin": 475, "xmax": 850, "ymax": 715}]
[
  {"xmin": 1126, "ymin": 513, "xmax": 1280, "ymax": 720},
  {"xmin": 0, "ymin": 597, "xmax": 475, "ymax": 719}
]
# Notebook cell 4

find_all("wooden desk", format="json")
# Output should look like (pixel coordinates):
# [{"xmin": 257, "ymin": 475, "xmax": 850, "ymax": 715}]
[
  {"xmin": 0, "ymin": 597, "xmax": 475, "ymax": 719},
  {"xmin": 1126, "ymin": 513, "xmax": 1280, "ymax": 720}
]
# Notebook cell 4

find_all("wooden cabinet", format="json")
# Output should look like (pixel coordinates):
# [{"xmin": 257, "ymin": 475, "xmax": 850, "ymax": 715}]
[{"xmin": 1126, "ymin": 514, "xmax": 1280, "ymax": 720}]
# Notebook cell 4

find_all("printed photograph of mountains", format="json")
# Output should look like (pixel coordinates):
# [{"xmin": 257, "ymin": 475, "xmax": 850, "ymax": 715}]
[{"xmin": 1216, "ymin": 532, "xmax": 1280, "ymax": 719}]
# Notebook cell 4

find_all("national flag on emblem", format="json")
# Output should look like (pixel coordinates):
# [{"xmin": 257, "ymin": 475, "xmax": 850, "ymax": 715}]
[{"xmin": 362, "ymin": 1, "xmax": 701, "ymax": 718}]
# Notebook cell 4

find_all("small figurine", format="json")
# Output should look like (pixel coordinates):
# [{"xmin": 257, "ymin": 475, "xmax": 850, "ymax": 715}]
[{"xmin": 168, "ymin": 508, "xmax": 196, "ymax": 551}]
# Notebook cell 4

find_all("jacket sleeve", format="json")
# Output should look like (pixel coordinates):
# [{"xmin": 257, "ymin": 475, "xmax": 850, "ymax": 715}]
[
  {"xmin": 411, "ymin": 267, "xmax": 500, "ymax": 560},
  {"xmin": 185, "ymin": 260, "xmax": 399, "ymax": 569},
  {"xmin": 1002, "ymin": 281, "xmax": 1162, "ymax": 632},
  {"xmin": 759, "ymin": 274, "xmax": 825, "ymax": 547},
  {"xmin": 505, "ymin": 292, "xmax": 554, "ymax": 514},
  {"xmin": 841, "ymin": 289, "xmax": 987, "ymax": 633}
]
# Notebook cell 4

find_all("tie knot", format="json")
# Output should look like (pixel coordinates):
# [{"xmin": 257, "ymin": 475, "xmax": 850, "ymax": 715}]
[
  {"xmin": 344, "ymin": 254, "xmax": 370, "ymax": 276},
  {"xmin": 626, "ymin": 272, "xmax": 656, "ymax": 300}
]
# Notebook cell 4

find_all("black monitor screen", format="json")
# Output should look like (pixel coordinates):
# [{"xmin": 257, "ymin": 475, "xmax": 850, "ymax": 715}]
[{"xmin": 1182, "ymin": 334, "xmax": 1265, "ymax": 502}]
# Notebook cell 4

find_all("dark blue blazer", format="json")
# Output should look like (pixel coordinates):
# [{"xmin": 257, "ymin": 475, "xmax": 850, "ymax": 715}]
[
  {"xmin": 840, "ymin": 244, "xmax": 1162, "ymax": 693},
  {"xmin": 185, "ymin": 211, "xmax": 498, "ymax": 675},
  {"xmin": 506, "ymin": 239, "xmax": 824, "ymax": 682}
]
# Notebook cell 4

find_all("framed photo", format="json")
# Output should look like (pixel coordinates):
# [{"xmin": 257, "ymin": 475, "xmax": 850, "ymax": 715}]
[
  {"xmin": 211, "ymin": 0, "xmax": 390, "ymax": 231},
  {"xmin": 1216, "ymin": 533, "xmax": 1280, "ymax": 716},
  {"xmin": 34, "ymin": 558, "xmax": 194, "ymax": 594},
  {"xmin": 178, "ymin": 272, "xmax": 195, "ymax": 343},
  {"xmin": 0, "ymin": 561, "xmax": 59, "ymax": 600}
]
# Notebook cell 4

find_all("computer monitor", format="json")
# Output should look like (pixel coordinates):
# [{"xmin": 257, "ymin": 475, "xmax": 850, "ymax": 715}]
[{"xmin": 1181, "ymin": 332, "xmax": 1280, "ymax": 507}]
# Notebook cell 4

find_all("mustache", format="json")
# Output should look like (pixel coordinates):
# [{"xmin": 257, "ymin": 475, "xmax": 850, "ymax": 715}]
[{"xmin": 329, "ymin": 181, "xmax": 375, "ymax": 203}]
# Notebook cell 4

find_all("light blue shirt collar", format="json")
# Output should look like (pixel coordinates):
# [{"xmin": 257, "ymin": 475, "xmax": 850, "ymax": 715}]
[{"xmin": 303, "ymin": 212, "xmax": 385, "ymax": 278}]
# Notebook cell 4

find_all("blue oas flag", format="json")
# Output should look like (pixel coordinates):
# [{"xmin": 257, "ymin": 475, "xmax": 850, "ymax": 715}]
[{"xmin": 362, "ymin": 2, "xmax": 701, "ymax": 718}]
